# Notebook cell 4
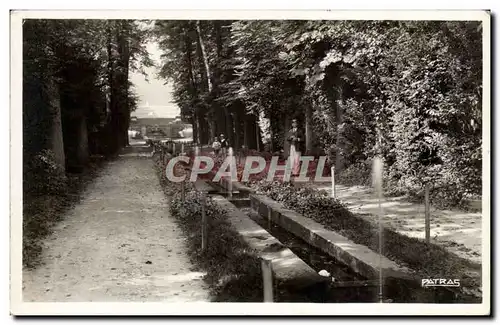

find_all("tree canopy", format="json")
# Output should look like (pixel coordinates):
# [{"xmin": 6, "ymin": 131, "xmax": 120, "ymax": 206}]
[
  {"xmin": 23, "ymin": 19, "xmax": 151, "ymax": 190},
  {"xmin": 153, "ymin": 19, "xmax": 482, "ymax": 207}
]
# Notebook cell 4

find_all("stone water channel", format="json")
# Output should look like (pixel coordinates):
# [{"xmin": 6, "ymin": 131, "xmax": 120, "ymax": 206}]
[{"xmin": 204, "ymin": 180, "xmax": 479, "ymax": 304}]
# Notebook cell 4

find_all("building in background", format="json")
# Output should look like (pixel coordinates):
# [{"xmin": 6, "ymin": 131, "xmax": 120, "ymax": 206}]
[{"xmin": 130, "ymin": 114, "xmax": 191, "ymax": 139}]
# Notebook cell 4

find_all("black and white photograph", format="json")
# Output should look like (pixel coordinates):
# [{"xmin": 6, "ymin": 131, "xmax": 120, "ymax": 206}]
[{"xmin": 9, "ymin": 9, "xmax": 491, "ymax": 316}]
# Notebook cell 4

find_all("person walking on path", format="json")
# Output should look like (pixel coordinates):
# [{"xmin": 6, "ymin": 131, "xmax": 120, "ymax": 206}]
[
  {"xmin": 163, "ymin": 148, "xmax": 174, "ymax": 166},
  {"xmin": 220, "ymin": 134, "xmax": 229, "ymax": 156},
  {"xmin": 212, "ymin": 136, "xmax": 222, "ymax": 156},
  {"xmin": 286, "ymin": 119, "xmax": 304, "ymax": 177}
]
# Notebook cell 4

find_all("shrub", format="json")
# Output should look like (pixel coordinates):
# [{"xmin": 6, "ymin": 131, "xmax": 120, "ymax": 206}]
[
  {"xmin": 24, "ymin": 149, "xmax": 67, "ymax": 195},
  {"xmin": 337, "ymin": 160, "xmax": 373, "ymax": 187}
]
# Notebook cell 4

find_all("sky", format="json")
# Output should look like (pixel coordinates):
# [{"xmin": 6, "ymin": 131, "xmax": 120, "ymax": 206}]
[{"xmin": 129, "ymin": 42, "xmax": 180, "ymax": 119}]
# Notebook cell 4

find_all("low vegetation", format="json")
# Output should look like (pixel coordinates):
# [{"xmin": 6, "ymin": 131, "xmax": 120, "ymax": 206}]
[
  {"xmin": 155, "ymin": 156, "xmax": 326, "ymax": 302},
  {"xmin": 169, "ymin": 191, "xmax": 265, "ymax": 302},
  {"xmin": 154, "ymin": 156, "xmax": 263, "ymax": 301},
  {"xmin": 248, "ymin": 181, "xmax": 482, "ymax": 300}
]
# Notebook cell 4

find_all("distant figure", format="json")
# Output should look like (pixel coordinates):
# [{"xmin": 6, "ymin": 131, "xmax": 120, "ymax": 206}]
[
  {"xmin": 179, "ymin": 126, "xmax": 193, "ymax": 140},
  {"xmin": 286, "ymin": 119, "xmax": 303, "ymax": 176},
  {"xmin": 128, "ymin": 130, "xmax": 138, "ymax": 138},
  {"xmin": 212, "ymin": 136, "xmax": 222, "ymax": 155},
  {"xmin": 163, "ymin": 149, "xmax": 174, "ymax": 165},
  {"xmin": 220, "ymin": 134, "xmax": 229, "ymax": 156}
]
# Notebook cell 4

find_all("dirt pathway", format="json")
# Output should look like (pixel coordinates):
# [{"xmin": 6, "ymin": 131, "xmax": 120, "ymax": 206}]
[{"xmin": 22, "ymin": 157, "xmax": 210, "ymax": 302}]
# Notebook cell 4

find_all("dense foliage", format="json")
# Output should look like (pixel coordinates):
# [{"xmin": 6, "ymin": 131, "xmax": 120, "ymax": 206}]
[
  {"xmin": 23, "ymin": 19, "xmax": 151, "ymax": 177},
  {"xmin": 155, "ymin": 20, "xmax": 483, "ymax": 207}
]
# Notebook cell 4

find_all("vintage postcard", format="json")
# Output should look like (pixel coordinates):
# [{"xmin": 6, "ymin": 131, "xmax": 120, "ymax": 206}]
[{"xmin": 10, "ymin": 9, "xmax": 491, "ymax": 316}]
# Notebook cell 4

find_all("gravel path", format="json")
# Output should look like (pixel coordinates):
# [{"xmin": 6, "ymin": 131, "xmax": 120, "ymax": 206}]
[{"xmin": 22, "ymin": 157, "xmax": 210, "ymax": 302}]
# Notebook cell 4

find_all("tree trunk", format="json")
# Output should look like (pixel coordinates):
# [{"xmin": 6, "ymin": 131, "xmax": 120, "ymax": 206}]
[
  {"xmin": 224, "ymin": 107, "xmax": 234, "ymax": 147},
  {"xmin": 197, "ymin": 113, "xmax": 206, "ymax": 144},
  {"xmin": 269, "ymin": 124, "xmax": 274, "ymax": 152},
  {"xmin": 256, "ymin": 117, "xmax": 261, "ymax": 152},
  {"xmin": 243, "ymin": 115, "xmax": 249, "ymax": 149},
  {"xmin": 248, "ymin": 114, "xmax": 258, "ymax": 150},
  {"xmin": 105, "ymin": 23, "xmax": 119, "ymax": 156},
  {"xmin": 241, "ymin": 114, "xmax": 258, "ymax": 150},
  {"xmin": 192, "ymin": 114, "xmax": 199, "ymax": 144},
  {"xmin": 193, "ymin": 21, "xmax": 213, "ymax": 146},
  {"xmin": 195, "ymin": 20, "xmax": 212, "ymax": 93},
  {"xmin": 116, "ymin": 22, "xmax": 130, "ymax": 150},
  {"xmin": 47, "ymin": 80, "xmax": 66, "ymax": 172},
  {"xmin": 62, "ymin": 110, "xmax": 88, "ymax": 172},
  {"xmin": 184, "ymin": 29, "xmax": 197, "ymax": 91},
  {"xmin": 122, "ymin": 22, "xmax": 131, "ymax": 147},
  {"xmin": 76, "ymin": 116, "xmax": 89, "ymax": 166},
  {"xmin": 233, "ymin": 110, "xmax": 241, "ymax": 149},
  {"xmin": 305, "ymin": 103, "xmax": 313, "ymax": 155},
  {"xmin": 335, "ymin": 100, "xmax": 344, "ymax": 174},
  {"xmin": 284, "ymin": 116, "xmax": 291, "ymax": 158},
  {"xmin": 265, "ymin": 109, "xmax": 275, "ymax": 152},
  {"xmin": 323, "ymin": 65, "xmax": 344, "ymax": 173},
  {"xmin": 213, "ymin": 21, "xmax": 227, "ymax": 140},
  {"xmin": 206, "ymin": 109, "xmax": 215, "ymax": 142},
  {"xmin": 215, "ymin": 105, "xmax": 225, "ymax": 137},
  {"xmin": 183, "ymin": 28, "xmax": 201, "ymax": 146}
]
